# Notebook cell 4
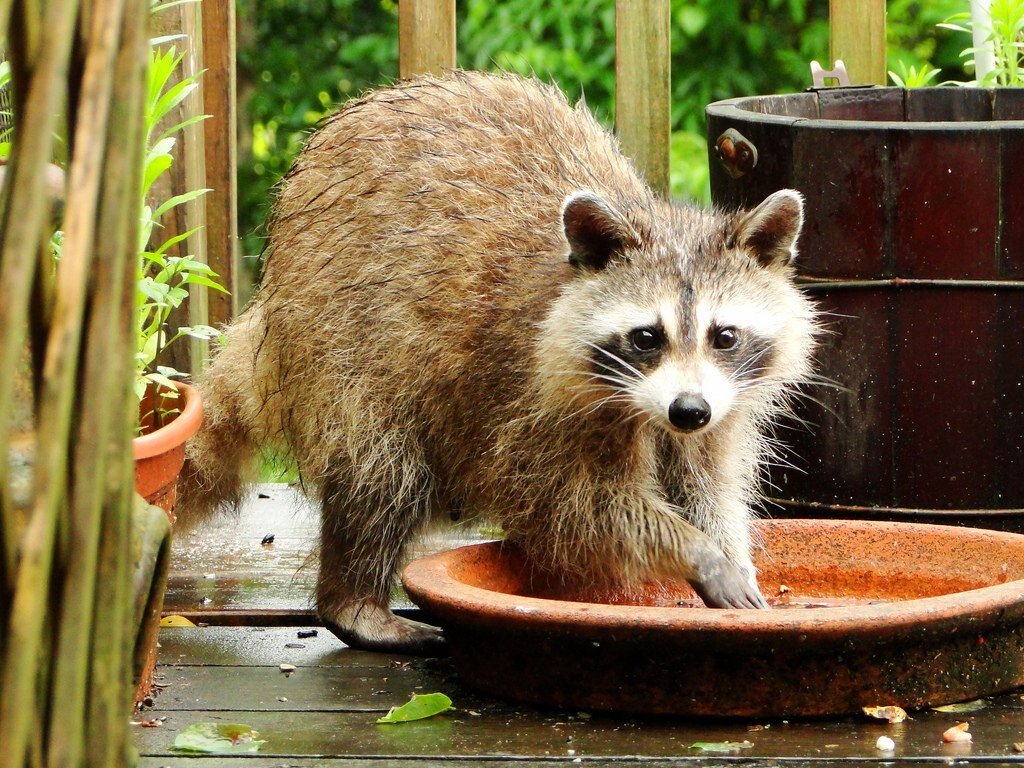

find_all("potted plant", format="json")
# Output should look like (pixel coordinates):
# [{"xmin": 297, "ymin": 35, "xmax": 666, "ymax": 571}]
[{"xmin": 132, "ymin": 43, "xmax": 226, "ymax": 521}]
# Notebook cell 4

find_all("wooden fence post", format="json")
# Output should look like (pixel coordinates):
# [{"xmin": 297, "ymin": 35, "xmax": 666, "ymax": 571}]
[
  {"xmin": 398, "ymin": 0, "xmax": 456, "ymax": 79},
  {"xmin": 830, "ymin": 0, "xmax": 887, "ymax": 86},
  {"xmin": 201, "ymin": 0, "xmax": 238, "ymax": 326},
  {"xmin": 179, "ymin": 2, "xmax": 210, "ymax": 371},
  {"xmin": 151, "ymin": 2, "xmax": 211, "ymax": 375},
  {"xmin": 615, "ymin": 0, "xmax": 671, "ymax": 198}
]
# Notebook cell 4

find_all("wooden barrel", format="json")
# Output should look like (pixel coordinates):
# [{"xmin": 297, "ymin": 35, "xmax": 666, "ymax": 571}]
[{"xmin": 706, "ymin": 87, "xmax": 1024, "ymax": 529}]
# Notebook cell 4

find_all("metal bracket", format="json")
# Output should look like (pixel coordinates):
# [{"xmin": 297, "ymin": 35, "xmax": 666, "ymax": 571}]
[{"xmin": 810, "ymin": 59, "xmax": 851, "ymax": 88}]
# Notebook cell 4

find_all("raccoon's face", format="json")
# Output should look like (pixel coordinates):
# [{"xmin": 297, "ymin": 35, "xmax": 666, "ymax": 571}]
[{"xmin": 541, "ymin": 188, "xmax": 814, "ymax": 437}]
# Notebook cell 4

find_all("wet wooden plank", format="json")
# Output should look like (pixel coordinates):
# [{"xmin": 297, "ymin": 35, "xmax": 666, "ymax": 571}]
[
  {"xmin": 792, "ymin": 125, "xmax": 892, "ymax": 278},
  {"xmin": 158, "ymin": 626, "xmax": 381, "ymax": 667},
  {"xmin": 152, "ymin": 658, "xmax": 465, "ymax": 713},
  {"xmin": 137, "ymin": 760, "xmax": 878, "ymax": 768},
  {"xmin": 137, "ymin": 760, "xmax": 907, "ymax": 768},
  {"xmin": 818, "ymin": 88, "xmax": 904, "ymax": 122},
  {"xmin": 135, "ymin": 701, "xmax": 1024, "ymax": 760},
  {"xmin": 165, "ymin": 484, "xmax": 494, "ymax": 618},
  {"xmin": 906, "ymin": 88, "xmax": 992, "ymax": 122},
  {"xmin": 892, "ymin": 129, "xmax": 999, "ymax": 280}
]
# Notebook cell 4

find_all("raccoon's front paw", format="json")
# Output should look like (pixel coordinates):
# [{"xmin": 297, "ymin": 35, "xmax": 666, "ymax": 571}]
[
  {"xmin": 321, "ymin": 599, "xmax": 448, "ymax": 655},
  {"xmin": 689, "ymin": 554, "xmax": 769, "ymax": 609}
]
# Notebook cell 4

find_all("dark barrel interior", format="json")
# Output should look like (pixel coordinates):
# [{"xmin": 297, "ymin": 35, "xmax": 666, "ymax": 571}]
[{"xmin": 706, "ymin": 87, "xmax": 1024, "ymax": 526}]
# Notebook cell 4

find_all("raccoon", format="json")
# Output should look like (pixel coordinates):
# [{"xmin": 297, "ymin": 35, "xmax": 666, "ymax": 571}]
[{"xmin": 178, "ymin": 70, "xmax": 818, "ymax": 654}]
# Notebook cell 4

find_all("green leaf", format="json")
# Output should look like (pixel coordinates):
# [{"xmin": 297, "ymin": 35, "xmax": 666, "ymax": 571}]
[
  {"xmin": 178, "ymin": 324, "xmax": 223, "ymax": 340},
  {"xmin": 140, "ymin": 331, "xmax": 162, "ymax": 366},
  {"xmin": 156, "ymin": 365, "xmax": 185, "ymax": 379},
  {"xmin": 134, "ymin": 376, "xmax": 149, "ymax": 402},
  {"xmin": 689, "ymin": 741, "xmax": 754, "ymax": 753},
  {"xmin": 153, "ymin": 226, "xmax": 202, "ymax": 256},
  {"xmin": 376, "ymin": 693, "xmax": 454, "ymax": 724},
  {"xmin": 152, "ymin": 78, "xmax": 199, "ymax": 127},
  {"xmin": 143, "ymin": 153, "xmax": 173, "ymax": 198},
  {"xmin": 157, "ymin": 112, "xmax": 210, "ymax": 142},
  {"xmin": 146, "ymin": 371, "xmax": 180, "ymax": 391},
  {"xmin": 151, "ymin": 0, "xmax": 201, "ymax": 15},
  {"xmin": 149, "ymin": 32, "xmax": 187, "ymax": 45},
  {"xmin": 183, "ymin": 274, "xmax": 229, "ymax": 293},
  {"xmin": 153, "ymin": 188, "xmax": 211, "ymax": 220},
  {"xmin": 171, "ymin": 723, "xmax": 266, "ymax": 754},
  {"xmin": 138, "ymin": 277, "xmax": 171, "ymax": 303},
  {"xmin": 933, "ymin": 699, "xmax": 988, "ymax": 713}
]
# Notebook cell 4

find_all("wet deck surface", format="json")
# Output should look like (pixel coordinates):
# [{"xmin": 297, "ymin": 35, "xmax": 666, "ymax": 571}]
[{"xmin": 138, "ymin": 485, "xmax": 1024, "ymax": 766}]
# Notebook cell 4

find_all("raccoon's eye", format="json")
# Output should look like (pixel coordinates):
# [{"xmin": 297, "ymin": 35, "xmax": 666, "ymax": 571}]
[
  {"xmin": 629, "ymin": 327, "xmax": 661, "ymax": 352},
  {"xmin": 712, "ymin": 327, "xmax": 740, "ymax": 350}
]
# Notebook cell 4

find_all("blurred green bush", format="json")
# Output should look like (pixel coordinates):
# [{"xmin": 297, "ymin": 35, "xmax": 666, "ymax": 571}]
[{"xmin": 237, "ymin": 0, "xmax": 966, "ymax": 267}]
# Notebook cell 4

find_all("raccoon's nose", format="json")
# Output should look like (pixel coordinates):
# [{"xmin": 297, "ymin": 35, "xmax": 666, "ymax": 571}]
[{"xmin": 668, "ymin": 395, "xmax": 711, "ymax": 432}]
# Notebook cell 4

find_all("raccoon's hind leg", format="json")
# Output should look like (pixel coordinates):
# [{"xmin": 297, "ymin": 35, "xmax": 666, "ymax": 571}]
[{"xmin": 314, "ymin": 459, "xmax": 444, "ymax": 655}]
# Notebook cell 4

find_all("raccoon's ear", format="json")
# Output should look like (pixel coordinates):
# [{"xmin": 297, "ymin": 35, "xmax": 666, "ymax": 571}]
[
  {"xmin": 561, "ymin": 190, "xmax": 638, "ymax": 271},
  {"xmin": 729, "ymin": 189, "xmax": 804, "ymax": 268}
]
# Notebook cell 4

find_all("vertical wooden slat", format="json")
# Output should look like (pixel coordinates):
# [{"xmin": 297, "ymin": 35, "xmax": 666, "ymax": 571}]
[
  {"xmin": 615, "ymin": 0, "xmax": 671, "ymax": 197},
  {"xmin": 398, "ymin": 0, "xmax": 455, "ymax": 79},
  {"xmin": 829, "ymin": 0, "xmax": 886, "ymax": 86},
  {"xmin": 180, "ymin": 2, "xmax": 210, "ymax": 371},
  {"xmin": 201, "ymin": 0, "xmax": 238, "ymax": 326},
  {"xmin": 151, "ymin": 2, "xmax": 210, "ymax": 376}
]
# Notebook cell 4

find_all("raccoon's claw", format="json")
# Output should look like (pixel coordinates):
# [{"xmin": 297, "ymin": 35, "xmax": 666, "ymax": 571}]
[
  {"xmin": 689, "ymin": 555, "xmax": 770, "ymax": 610},
  {"xmin": 321, "ymin": 600, "xmax": 449, "ymax": 655}
]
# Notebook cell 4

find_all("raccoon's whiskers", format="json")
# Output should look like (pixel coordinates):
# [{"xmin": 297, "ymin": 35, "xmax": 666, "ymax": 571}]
[{"xmin": 585, "ymin": 342, "xmax": 649, "ymax": 383}]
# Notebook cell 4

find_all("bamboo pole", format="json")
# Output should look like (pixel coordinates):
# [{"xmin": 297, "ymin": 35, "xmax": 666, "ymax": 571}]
[
  {"xmin": 0, "ymin": 0, "xmax": 86, "ymax": 763},
  {"xmin": 615, "ymin": 0, "xmax": 671, "ymax": 197},
  {"xmin": 829, "ymin": 0, "xmax": 886, "ymax": 85},
  {"xmin": 0, "ymin": 0, "xmax": 78, "ymax": 594},
  {"xmin": 398, "ymin": 0, "xmax": 455, "ymax": 79},
  {"xmin": 44, "ymin": 0, "xmax": 129, "ymax": 762},
  {"xmin": 86, "ymin": 3, "xmax": 147, "ymax": 763}
]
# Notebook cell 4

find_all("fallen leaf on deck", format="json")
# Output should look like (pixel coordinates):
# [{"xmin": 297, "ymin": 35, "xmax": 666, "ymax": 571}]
[
  {"xmin": 689, "ymin": 741, "xmax": 753, "ymax": 753},
  {"xmin": 159, "ymin": 615, "xmax": 195, "ymax": 627},
  {"xmin": 862, "ymin": 705, "xmax": 908, "ymax": 723},
  {"xmin": 942, "ymin": 722, "xmax": 972, "ymax": 743},
  {"xmin": 172, "ymin": 723, "xmax": 266, "ymax": 753},
  {"xmin": 376, "ymin": 692, "xmax": 454, "ymax": 724},
  {"xmin": 933, "ymin": 699, "xmax": 987, "ymax": 713}
]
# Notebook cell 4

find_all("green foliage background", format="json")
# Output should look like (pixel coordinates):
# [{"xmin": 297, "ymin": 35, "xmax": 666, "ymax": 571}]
[{"xmin": 237, "ymin": 0, "xmax": 968, "ymax": 263}]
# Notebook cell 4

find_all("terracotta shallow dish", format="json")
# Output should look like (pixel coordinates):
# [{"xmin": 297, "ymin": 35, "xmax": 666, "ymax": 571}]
[{"xmin": 403, "ymin": 519, "xmax": 1024, "ymax": 718}]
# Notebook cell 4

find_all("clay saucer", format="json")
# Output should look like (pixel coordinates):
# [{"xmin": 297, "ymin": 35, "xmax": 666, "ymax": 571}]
[{"xmin": 402, "ymin": 519, "xmax": 1024, "ymax": 718}]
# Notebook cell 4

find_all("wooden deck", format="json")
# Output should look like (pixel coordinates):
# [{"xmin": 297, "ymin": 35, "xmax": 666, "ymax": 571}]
[{"xmin": 137, "ymin": 485, "xmax": 1024, "ymax": 766}]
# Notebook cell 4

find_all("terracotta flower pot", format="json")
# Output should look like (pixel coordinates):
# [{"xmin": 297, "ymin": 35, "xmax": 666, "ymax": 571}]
[{"xmin": 133, "ymin": 381, "xmax": 203, "ymax": 522}]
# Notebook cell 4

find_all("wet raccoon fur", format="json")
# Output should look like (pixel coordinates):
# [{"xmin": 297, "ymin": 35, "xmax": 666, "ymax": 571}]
[{"xmin": 178, "ymin": 70, "xmax": 818, "ymax": 653}]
